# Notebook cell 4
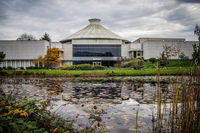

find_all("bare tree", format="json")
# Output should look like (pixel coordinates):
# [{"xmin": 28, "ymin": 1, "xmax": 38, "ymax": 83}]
[{"xmin": 18, "ymin": 33, "xmax": 37, "ymax": 40}]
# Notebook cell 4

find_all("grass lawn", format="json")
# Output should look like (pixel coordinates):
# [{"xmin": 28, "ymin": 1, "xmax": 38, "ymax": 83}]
[
  {"xmin": 143, "ymin": 60, "xmax": 195, "ymax": 69},
  {"xmin": 2, "ymin": 61, "xmax": 197, "ymax": 77},
  {"xmin": 3, "ymin": 67, "xmax": 193, "ymax": 77}
]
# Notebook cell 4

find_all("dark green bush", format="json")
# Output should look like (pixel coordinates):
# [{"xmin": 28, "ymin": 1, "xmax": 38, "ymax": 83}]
[
  {"xmin": 92, "ymin": 65, "xmax": 106, "ymax": 70},
  {"xmin": 0, "ymin": 67, "xmax": 2, "ymax": 71},
  {"xmin": 0, "ymin": 97, "xmax": 74, "ymax": 133},
  {"xmin": 7, "ymin": 66, "xmax": 13, "ymax": 70},
  {"xmin": 77, "ymin": 64, "xmax": 92, "ymax": 70},
  {"xmin": 34, "ymin": 66, "xmax": 39, "ymax": 69},
  {"xmin": 149, "ymin": 57, "xmax": 157, "ymax": 63},
  {"xmin": 26, "ymin": 66, "xmax": 34, "ymax": 69},
  {"xmin": 20, "ymin": 67, "xmax": 24, "ymax": 70},
  {"xmin": 38, "ymin": 66, "xmax": 43, "ymax": 69}
]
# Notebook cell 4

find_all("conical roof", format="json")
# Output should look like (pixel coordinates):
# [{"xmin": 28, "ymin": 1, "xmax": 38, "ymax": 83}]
[{"xmin": 60, "ymin": 18, "xmax": 129, "ymax": 43}]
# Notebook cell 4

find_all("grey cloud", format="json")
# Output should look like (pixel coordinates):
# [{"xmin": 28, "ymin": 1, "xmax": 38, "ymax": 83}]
[
  {"xmin": 0, "ymin": 0, "xmax": 199, "ymax": 42},
  {"xmin": 177, "ymin": 0, "xmax": 200, "ymax": 3}
]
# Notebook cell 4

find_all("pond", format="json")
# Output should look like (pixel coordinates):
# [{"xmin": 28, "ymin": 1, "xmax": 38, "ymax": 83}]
[{"xmin": 0, "ymin": 77, "xmax": 183, "ymax": 133}]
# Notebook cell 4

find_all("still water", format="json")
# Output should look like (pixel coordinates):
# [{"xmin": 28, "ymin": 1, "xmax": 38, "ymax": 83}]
[{"xmin": 1, "ymin": 77, "xmax": 174, "ymax": 133}]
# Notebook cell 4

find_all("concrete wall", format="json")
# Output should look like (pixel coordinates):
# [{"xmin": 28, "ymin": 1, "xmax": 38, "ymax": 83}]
[
  {"xmin": 143, "ymin": 41, "xmax": 196, "ymax": 60},
  {"xmin": 51, "ymin": 42, "xmax": 62, "ymax": 49},
  {"xmin": 130, "ymin": 43, "xmax": 142, "ymax": 49},
  {"xmin": 62, "ymin": 43, "xmax": 72, "ymax": 61},
  {"xmin": 72, "ymin": 39, "xmax": 122, "ymax": 44},
  {"xmin": 121, "ymin": 44, "xmax": 130, "ymax": 59},
  {"xmin": 0, "ymin": 40, "xmax": 49, "ymax": 60},
  {"xmin": 0, "ymin": 40, "xmax": 49, "ymax": 68}
]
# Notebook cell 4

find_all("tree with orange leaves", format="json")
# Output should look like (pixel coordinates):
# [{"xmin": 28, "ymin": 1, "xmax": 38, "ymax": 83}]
[{"xmin": 44, "ymin": 48, "xmax": 62, "ymax": 67}]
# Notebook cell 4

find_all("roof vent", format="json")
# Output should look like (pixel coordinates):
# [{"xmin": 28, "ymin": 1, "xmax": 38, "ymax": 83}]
[{"xmin": 89, "ymin": 18, "xmax": 101, "ymax": 25}]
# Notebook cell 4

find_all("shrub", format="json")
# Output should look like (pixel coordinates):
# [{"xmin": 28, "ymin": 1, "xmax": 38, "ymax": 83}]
[
  {"xmin": 92, "ymin": 65, "xmax": 106, "ymax": 70},
  {"xmin": 149, "ymin": 57, "xmax": 157, "ymax": 63},
  {"xmin": 20, "ymin": 67, "xmax": 24, "ymax": 70},
  {"xmin": 34, "ymin": 66, "xmax": 39, "ymax": 69},
  {"xmin": 0, "ymin": 67, "xmax": 2, "ymax": 71},
  {"xmin": 59, "ymin": 65, "xmax": 77, "ymax": 70},
  {"xmin": 159, "ymin": 58, "xmax": 167, "ymax": 67},
  {"xmin": 38, "ymin": 66, "xmax": 43, "ymax": 69},
  {"xmin": 121, "ymin": 59, "xmax": 144, "ymax": 68},
  {"xmin": 7, "ymin": 66, "xmax": 13, "ymax": 70},
  {"xmin": 0, "ymin": 97, "xmax": 74, "ymax": 133},
  {"xmin": 26, "ymin": 66, "xmax": 34, "ymax": 69},
  {"xmin": 3, "ymin": 67, "xmax": 6, "ymax": 69},
  {"xmin": 77, "ymin": 64, "xmax": 92, "ymax": 70}
]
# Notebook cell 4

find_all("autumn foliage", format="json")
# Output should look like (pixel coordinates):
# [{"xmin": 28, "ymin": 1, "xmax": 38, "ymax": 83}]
[{"xmin": 45, "ymin": 48, "xmax": 62, "ymax": 64}]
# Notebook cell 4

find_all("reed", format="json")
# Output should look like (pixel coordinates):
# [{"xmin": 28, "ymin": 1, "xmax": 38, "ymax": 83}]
[{"xmin": 153, "ymin": 60, "xmax": 200, "ymax": 133}]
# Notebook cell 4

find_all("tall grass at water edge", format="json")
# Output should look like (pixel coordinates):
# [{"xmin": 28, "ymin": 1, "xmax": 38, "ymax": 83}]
[{"xmin": 154, "ymin": 61, "xmax": 200, "ymax": 133}]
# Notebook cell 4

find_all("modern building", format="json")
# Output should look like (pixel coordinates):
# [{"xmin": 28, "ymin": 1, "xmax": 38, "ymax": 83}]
[
  {"xmin": 0, "ymin": 18, "xmax": 197, "ymax": 69},
  {"xmin": 59, "ymin": 18, "xmax": 131, "ymax": 66},
  {"xmin": 131, "ymin": 38, "xmax": 195, "ymax": 60},
  {"xmin": 0, "ymin": 40, "xmax": 49, "ymax": 68}
]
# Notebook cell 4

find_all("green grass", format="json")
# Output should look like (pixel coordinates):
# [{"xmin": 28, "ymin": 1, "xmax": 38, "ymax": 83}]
[
  {"xmin": 3, "ymin": 67, "xmax": 193, "ymax": 77},
  {"xmin": 144, "ymin": 60, "xmax": 195, "ymax": 69},
  {"xmin": 2, "ymin": 61, "xmax": 197, "ymax": 77}
]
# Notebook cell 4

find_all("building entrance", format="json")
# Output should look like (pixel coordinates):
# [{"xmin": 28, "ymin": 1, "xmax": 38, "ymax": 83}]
[{"xmin": 93, "ymin": 61, "xmax": 101, "ymax": 65}]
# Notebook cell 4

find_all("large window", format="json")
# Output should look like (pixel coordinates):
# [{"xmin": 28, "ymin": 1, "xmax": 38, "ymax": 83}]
[{"xmin": 73, "ymin": 45, "xmax": 121, "ymax": 57}]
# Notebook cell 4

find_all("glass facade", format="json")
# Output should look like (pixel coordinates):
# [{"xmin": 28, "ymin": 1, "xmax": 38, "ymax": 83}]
[
  {"xmin": 73, "ymin": 61, "xmax": 116, "ymax": 66},
  {"xmin": 73, "ymin": 45, "xmax": 121, "ymax": 66},
  {"xmin": 73, "ymin": 45, "xmax": 121, "ymax": 57}
]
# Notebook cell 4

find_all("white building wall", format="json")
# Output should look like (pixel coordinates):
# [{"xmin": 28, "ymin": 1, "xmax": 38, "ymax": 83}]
[
  {"xmin": 62, "ymin": 43, "xmax": 72, "ymax": 61},
  {"xmin": 130, "ymin": 43, "xmax": 142, "ymax": 49},
  {"xmin": 121, "ymin": 44, "xmax": 130, "ymax": 59},
  {"xmin": 51, "ymin": 42, "xmax": 62, "ymax": 49},
  {"xmin": 72, "ymin": 39, "xmax": 122, "ymax": 44},
  {"xmin": 143, "ymin": 41, "xmax": 196, "ymax": 60},
  {"xmin": 0, "ymin": 40, "xmax": 49, "ymax": 60},
  {"xmin": 0, "ymin": 40, "xmax": 49, "ymax": 68}
]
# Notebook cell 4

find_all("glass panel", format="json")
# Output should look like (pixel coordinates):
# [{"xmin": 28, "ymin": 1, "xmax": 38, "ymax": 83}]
[
  {"xmin": 21, "ymin": 61, "xmax": 24, "ymax": 67},
  {"xmin": 73, "ymin": 45, "xmax": 121, "ymax": 57},
  {"xmin": 7, "ymin": 61, "xmax": 11, "ymax": 66},
  {"xmin": 12, "ymin": 61, "xmax": 15, "ymax": 68},
  {"xmin": 17, "ymin": 61, "xmax": 20, "ymax": 67}
]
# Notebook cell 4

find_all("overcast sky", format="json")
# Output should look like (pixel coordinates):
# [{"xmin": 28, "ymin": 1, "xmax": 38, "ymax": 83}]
[{"xmin": 0, "ymin": 0, "xmax": 200, "ymax": 42}]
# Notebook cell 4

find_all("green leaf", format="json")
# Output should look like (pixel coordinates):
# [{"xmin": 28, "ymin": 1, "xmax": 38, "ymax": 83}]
[
  {"xmin": 28, "ymin": 109, "xmax": 34, "ymax": 114},
  {"xmin": 27, "ymin": 124, "xmax": 32, "ymax": 130},
  {"xmin": 17, "ymin": 119, "xmax": 24, "ymax": 124},
  {"xmin": 12, "ymin": 123, "xmax": 18, "ymax": 129},
  {"xmin": 0, "ymin": 126, "xmax": 3, "ymax": 132}
]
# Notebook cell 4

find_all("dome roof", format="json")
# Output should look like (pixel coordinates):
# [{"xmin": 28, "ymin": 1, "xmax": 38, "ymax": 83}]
[{"xmin": 60, "ymin": 18, "xmax": 129, "ymax": 43}]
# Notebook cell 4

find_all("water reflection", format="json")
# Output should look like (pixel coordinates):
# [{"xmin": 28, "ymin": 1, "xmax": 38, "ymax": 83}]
[{"xmin": 0, "ymin": 78, "xmax": 173, "ymax": 133}]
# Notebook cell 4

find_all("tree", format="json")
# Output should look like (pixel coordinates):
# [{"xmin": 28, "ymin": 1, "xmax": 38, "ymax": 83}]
[
  {"xmin": 33, "ymin": 56, "xmax": 45, "ymax": 67},
  {"xmin": 18, "ymin": 33, "xmax": 36, "ymax": 40},
  {"xmin": 44, "ymin": 48, "xmax": 62, "ymax": 67},
  {"xmin": 160, "ymin": 44, "xmax": 177, "ymax": 67},
  {"xmin": 40, "ymin": 33, "xmax": 51, "ymax": 42},
  {"xmin": 0, "ymin": 52, "xmax": 5, "ymax": 71},
  {"xmin": 0, "ymin": 52, "xmax": 5, "ymax": 63},
  {"xmin": 163, "ymin": 44, "xmax": 177, "ymax": 59},
  {"xmin": 192, "ymin": 24, "xmax": 200, "ymax": 62},
  {"xmin": 179, "ymin": 52, "xmax": 189, "ymax": 61}
]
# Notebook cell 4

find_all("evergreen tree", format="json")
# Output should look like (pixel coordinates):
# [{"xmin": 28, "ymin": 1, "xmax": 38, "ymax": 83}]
[
  {"xmin": 40, "ymin": 33, "xmax": 51, "ymax": 42},
  {"xmin": 192, "ymin": 24, "xmax": 200, "ymax": 62},
  {"xmin": 0, "ymin": 52, "xmax": 5, "ymax": 63}
]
